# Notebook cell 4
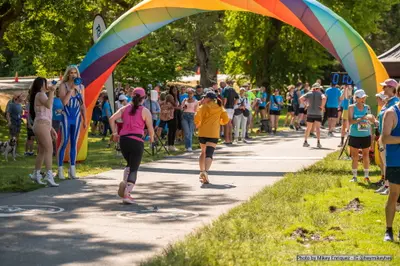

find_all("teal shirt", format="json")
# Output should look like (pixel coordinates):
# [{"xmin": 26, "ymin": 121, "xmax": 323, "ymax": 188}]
[{"xmin": 349, "ymin": 105, "xmax": 371, "ymax": 137}]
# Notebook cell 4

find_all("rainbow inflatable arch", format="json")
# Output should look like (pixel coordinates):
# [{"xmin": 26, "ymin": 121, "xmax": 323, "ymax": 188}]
[{"xmin": 74, "ymin": 0, "xmax": 388, "ymax": 161}]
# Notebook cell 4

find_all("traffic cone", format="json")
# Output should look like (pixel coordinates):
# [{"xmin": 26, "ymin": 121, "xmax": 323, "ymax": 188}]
[
  {"xmin": 196, "ymin": 67, "xmax": 200, "ymax": 75},
  {"xmin": 14, "ymin": 71, "xmax": 19, "ymax": 83},
  {"xmin": 59, "ymin": 72, "xmax": 63, "ymax": 81}
]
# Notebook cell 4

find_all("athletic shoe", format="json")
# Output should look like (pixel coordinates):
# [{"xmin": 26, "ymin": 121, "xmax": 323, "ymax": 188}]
[
  {"xmin": 45, "ymin": 171, "xmax": 59, "ymax": 187},
  {"xmin": 375, "ymin": 185, "xmax": 388, "ymax": 193},
  {"xmin": 328, "ymin": 132, "xmax": 334, "ymax": 137},
  {"xmin": 384, "ymin": 229, "xmax": 394, "ymax": 242},
  {"xmin": 118, "ymin": 181, "xmax": 127, "ymax": 198},
  {"xmin": 303, "ymin": 141, "xmax": 310, "ymax": 147},
  {"xmin": 168, "ymin": 146, "xmax": 178, "ymax": 152},
  {"xmin": 202, "ymin": 171, "xmax": 209, "ymax": 184},
  {"xmin": 338, "ymin": 142, "xmax": 344, "ymax": 147},
  {"xmin": 122, "ymin": 195, "xmax": 135, "ymax": 204},
  {"xmin": 380, "ymin": 188, "xmax": 389, "ymax": 195},
  {"xmin": 317, "ymin": 142, "xmax": 322, "ymax": 149},
  {"xmin": 377, "ymin": 178, "xmax": 385, "ymax": 187},
  {"xmin": 350, "ymin": 177, "xmax": 358, "ymax": 182},
  {"xmin": 30, "ymin": 171, "xmax": 46, "ymax": 185},
  {"xmin": 186, "ymin": 148, "xmax": 193, "ymax": 152},
  {"xmin": 289, "ymin": 125, "xmax": 294, "ymax": 130}
]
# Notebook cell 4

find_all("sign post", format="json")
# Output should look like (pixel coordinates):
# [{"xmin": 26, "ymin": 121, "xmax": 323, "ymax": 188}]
[{"xmin": 92, "ymin": 15, "xmax": 115, "ymax": 113}]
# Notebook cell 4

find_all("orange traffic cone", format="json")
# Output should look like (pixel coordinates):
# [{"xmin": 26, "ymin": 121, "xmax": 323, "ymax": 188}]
[
  {"xmin": 14, "ymin": 71, "xmax": 19, "ymax": 83},
  {"xmin": 59, "ymin": 72, "xmax": 63, "ymax": 81},
  {"xmin": 196, "ymin": 66, "xmax": 200, "ymax": 75}
]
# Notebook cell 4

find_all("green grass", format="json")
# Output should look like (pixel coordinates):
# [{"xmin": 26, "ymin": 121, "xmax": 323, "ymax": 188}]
[
  {"xmin": 0, "ymin": 117, "xmax": 198, "ymax": 192},
  {"xmin": 142, "ymin": 153, "xmax": 400, "ymax": 266}
]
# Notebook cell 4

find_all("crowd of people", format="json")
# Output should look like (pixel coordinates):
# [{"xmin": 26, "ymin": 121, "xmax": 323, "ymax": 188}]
[{"xmin": 4, "ymin": 71, "xmax": 400, "ymax": 241}]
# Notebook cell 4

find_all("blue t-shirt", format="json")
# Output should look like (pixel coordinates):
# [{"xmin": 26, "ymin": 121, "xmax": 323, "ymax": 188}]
[
  {"xmin": 180, "ymin": 93, "xmax": 188, "ymax": 103},
  {"xmin": 378, "ymin": 97, "xmax": 400, "ymax": 133},
  {"xmin": 270, "ymin": 95, "xmax": 283, "ymax": 111},
  {"xmin": 350, "ymin": 105, "xmax": 371, "ymax": 137},
  {"xmin": 52, "ymin": 98, "xmax": 64, "ymax": 121},
  {"xmin": 325, "ymin": 87, "xmax": 341, "ymax": 108},
  {"xmin": 259, "ymin": 92, "xmax": 268, "ymax": 107},
  {"xmin": 102, "ymin": 101, "xmax": 112, "ymax": 118}
]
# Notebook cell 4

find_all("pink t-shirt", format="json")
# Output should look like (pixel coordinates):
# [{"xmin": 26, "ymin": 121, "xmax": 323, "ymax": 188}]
[
  {"xmin": 119, "ymin": 105, "xmax": 145, "ymax": 142},
  {"xmin": 183, "ymin": 99, "xmax": 198, "ymax": 113}
]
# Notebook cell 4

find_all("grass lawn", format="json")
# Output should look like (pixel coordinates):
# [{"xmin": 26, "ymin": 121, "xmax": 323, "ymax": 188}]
[
  {"xmin": 142, "ymin": 153, "xmax": 400, "ymax": 265},
  {"xmin": 0, "ymin": 104, "xmax": 290, "ymax": 192}
]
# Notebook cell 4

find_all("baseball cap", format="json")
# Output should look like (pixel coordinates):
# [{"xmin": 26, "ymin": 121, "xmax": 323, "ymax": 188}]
[
  {"xmin": 133, "ymin": 87, "xmax": 146, "ymax": 97},
  {"xmin": 205, "ymin": 91, "xmax": 217, "ymax": 100},
  {"xmin": 380, "ymin": 79, "xmax": 398, "ymax": 88},
  {"xmin": 312, "ymin": 83, "xmax": 321, "ymax": 89},
  {"xmin": 354, "ymin": 89, "xmax": 368, "ymax": 98},
  {"xmin": 375, "ymin": 91, "xmax": 387, "ymax": 100},
  {"xmin": 118, "ymin": 95, "xmax": 128, "ymax": 101}
]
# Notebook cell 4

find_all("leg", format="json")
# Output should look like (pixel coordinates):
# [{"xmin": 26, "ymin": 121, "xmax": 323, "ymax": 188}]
[
  {"xmin": 233, "ymin": 115, "xmax": 241, "ymax": 141},
  {"xmin": 188, "ymin": 115, "xmax": 194, "ymax": 149},
  {"xmin": 58, "ymin": 115, "xmax": 69, "ymax": 167},
  {"xmin": 181, "ymin": 115, "xmax": 190, "ymax": 149},
  {"xmin": 362, "ymin": 147, "xmax": 370, "ymax": 179},
  {"xmin": 304, "ymin": 122, "xmax": 313, "ymax": 142},
  {"xmin": 199, "ymin": 143, "xmax": 206, "ymax": 172},
  {"xmin": 350, "ymin": 146, "xmax": 359, "ymax": 179},
  {"xmin": 385, "ymin": 183, "xmax": 400, "ymax": 228},
  {"xmin": 315, "ymin": 121, "xmax": 321, "ymax": 142},
  {"xmin": 205, "ymin": 142, "xmax": 217, "ymax": 172},
  {"xmin": 270, "ymin": 115, "xmax": 276, "ymax": 131},
  {"xmin": 241, "ymin": 116, "xmax": 248, "ymax": 140},
  {"xmin": 167, "ymin": 119, "xmax": 177, "ymax": 147},
  {"xmin": 69, "ymin": 117, "xmax": 81, "ymax": 167}
]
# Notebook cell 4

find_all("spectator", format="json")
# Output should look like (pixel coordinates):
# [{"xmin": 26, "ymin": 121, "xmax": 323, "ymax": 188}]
[
  {"xmin": 325, "ymin": 84, "xmax": 342, "ymax": 136},
  {"xmin": 181, "ymin": 88, "xmax": 198, "ymax": 151},
  {"xmin": 6, "ymin": 93, "xmax": 25, "ymax": 143},
  {"xmin": 223, "ymin": 80, "xmax": 239, "ymax": 144},
  {"xmin": 233, "ymin": 88, "xmax": 251, "ymax": 143}
]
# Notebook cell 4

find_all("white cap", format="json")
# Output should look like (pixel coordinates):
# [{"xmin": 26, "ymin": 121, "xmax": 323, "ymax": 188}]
[
  {"xmin": 354, "ymin": 90, "xmax": 368, "ymax": 99},
  {"xmin": 375, "ymin": 91, "xmax": 387, "ymax": 100},
  {"xmin": 119, "ymin": 95, "xmax": 128, "ymax": 101}
]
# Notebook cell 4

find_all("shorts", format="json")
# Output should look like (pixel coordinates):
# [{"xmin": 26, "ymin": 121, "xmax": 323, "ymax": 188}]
[
  {"xmin": 226, "ymin": 108, "xmax": 234, "ymax": 120},
  {"xmin": 326, "ymin": 107, "xmax": 338, "ymax": 118},
  {"xmin": 386, "ymin": 167, "xmax": 400, "ymax": 185},
  {"xmin": 52, "ymin": 120, "xmax": 61, "ymax": 133},
  {"xmin": 348, "ymin": 136, "xmax": 371, "ymax": 149},
  {"xmin": 288, "ymin": 105, "xmax": 294, "ymax": 113},
  {"xmin": 9, "ymin": 124, "xmax": 21, "ymax": 137},
  {"xmin": 342, "ymin": 110, "xmax": 349, "ymax": 120},
  {"xmin": 158, "ymin": 120, "xmax": 168, "ymax": 129},
  {"xmin": 299, "ymin": 108, "xmax": 307, "ymax": 114},
  {"xmin": 27, "ymin": 127, "xmax": 35, "ymax": 139},
  {"xmin": 199, "ymin": 137, "xmax": 219, "ymax": 144},
  {"xmin": 259, "ymin": 106, "xmax": 266, "ymax": 110},
  {"xmin": 306, "ymin": 115, "xmax": 322, "ymax": 123},
  {"xmin": 292, "ymin": 104, "xmax": 300, "ymax": 116},
  {"xmin": 269, "ymin": 110, "xmax": 281, "ymax": 116},
  {"xmin": 338, "ymin": 107, "xmax": 343, "ymax": 112}
]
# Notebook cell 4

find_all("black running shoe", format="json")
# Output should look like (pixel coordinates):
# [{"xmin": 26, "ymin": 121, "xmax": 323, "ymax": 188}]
[{"xmin": 384, "ymin": 229, "xmax": 394, "ymax": 242}]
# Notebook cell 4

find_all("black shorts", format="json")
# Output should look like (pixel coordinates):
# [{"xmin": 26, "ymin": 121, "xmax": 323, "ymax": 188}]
[
  {"xmin": 288, "ymin": 105, "xmax": 294, "ymax": 113},
  {"xmin": 9, "ymin": 124, "xmax": 21, "ymax": 137},
  {"xmin": 293, "ymin": 104, "xmax": 300, "ymax": 116},
  {"xmin": 348, "ymin": 136, "xmax": 371, "ymax": 149},
  {"xmin": 386, "ymin": 167, "xmax": 400, "ymax": 185},
  {"xmin": 269, "ymin": 110, "xmax": 281, "ymax": 116},
  {"xmin": 306, "ymin": 115, "xmax": 322, "ymax": 123},
  {"xmin": 338, "ymin": 107, "xmax": 343, "ymax": 112},
  {"xmin": 27, "ymin": 128, "xmax": 35, "ymax": 139},
  {"xmin": 199, "ymin": 137, "xmax": 218, "ymax": 145},
  {"xmin": 259, "ymin": 106, "xmax": 266, "ymax": 110},
  {"xmin": 299, "ymin": 108, "xmax": 307, "ymax": 114},
  {"xmin": 326, "ymin": 108, "xmax": 338, "ymax": 118}
]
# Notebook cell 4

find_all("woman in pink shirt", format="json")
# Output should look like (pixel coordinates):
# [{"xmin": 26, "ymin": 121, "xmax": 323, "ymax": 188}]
[
  {"xmin": 28, "ymin": 77, "xmax": 58, "ymax": 187},
  {"xmin": 181, "ymin": 88, "xmax": 198, "ymax": 152},
  {"xmin": 109, "ymin": 88, "xmax": 154, "ymax": 204}
]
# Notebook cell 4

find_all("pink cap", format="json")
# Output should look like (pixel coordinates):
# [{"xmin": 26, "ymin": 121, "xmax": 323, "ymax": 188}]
[
  {"xmin": 380, "ymin": 79, "xmax": 398, "ymax": 88},
  {"xmin": 133, "ymin": 87, "xmax": 146, "ymax": 97}
]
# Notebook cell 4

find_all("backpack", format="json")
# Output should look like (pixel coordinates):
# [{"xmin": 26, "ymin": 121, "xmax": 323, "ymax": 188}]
[{"xmin": 260, "ymin": 119, "xmax": 271, "ymax": 133}]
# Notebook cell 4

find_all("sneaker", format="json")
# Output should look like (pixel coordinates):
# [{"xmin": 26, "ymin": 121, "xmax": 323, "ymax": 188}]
[
  {"xmin": 118, "ymin": 181, "xmax": 127, "ymax": 198},
  {"xmin": 328, "ymin": 132, "xmax": 334, "ymax": 137},
  {"xmin": 24, "ymin": 152, "xmax": 30, "ymax": 156},
  {"xmin": 375, "ymin": 185, "xmax": 388, "ymax": 193},
  {"xmin": 350, "ymin": 177, "xmax": 358, "ymax": 182},
  {"xmin": 380, "ymin": 188, "xmax": 389, "ymax": 195},
  {"xmin": 384, "ymin": 229, "xmax": 394, "ymax": 242},
  {"xmin": 317, "ymin": 142, "xmax": 322, "ymax": 149},
  {"xmin": 122, "ymin": 195, "xmax": 135, "ymax": 204},
  {"xmin": 45, "ymin": 171, "xmax": 59, "ymax": 187},
  {"xmin": 338, "ymin": 142, "xmax": 344, "ymax": 147},
  {"xmin": 199, "ymin": 171, "xmax": 210, "ymax": 184},
  {"xmin": 289, "ymin": 125, "xmax": 294, "ymax": 130},
  {"xmin": 186, "ymin": 148, "xmax": 193, "ymax": 152},
  {"xmin": 303, "ymin": 141, "xmax": 310, "ymax": 147},
  {"xmin": 58, "ymin": 166, "xmax": 65, "ymax": 180},
  {"xmin": 30, "ymin": 171, "xmax": 46, "ymax": 185},
  {"xmin": 69, "ymin": 166, "xmax": 78, "ymax": 179},
  {"xmin": 364, "ymin": 177, "xmax": 371, "ymax": 185}
]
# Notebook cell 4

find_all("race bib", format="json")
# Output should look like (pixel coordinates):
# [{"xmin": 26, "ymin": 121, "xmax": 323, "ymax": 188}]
[{"xmin": 357, "ymin": 120, "xmax": 370, "ymax": 132}]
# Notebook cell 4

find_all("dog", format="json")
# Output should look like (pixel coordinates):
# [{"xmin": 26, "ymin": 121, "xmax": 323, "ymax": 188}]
[{"xmin": 0, "ymin": 137, "xmax": 17, "ymax": 161}]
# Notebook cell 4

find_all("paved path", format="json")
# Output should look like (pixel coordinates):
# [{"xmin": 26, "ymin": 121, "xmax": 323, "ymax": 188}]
[{"xmin": 0, "ymin": 132, "xmax": 339, "ymax": 266}]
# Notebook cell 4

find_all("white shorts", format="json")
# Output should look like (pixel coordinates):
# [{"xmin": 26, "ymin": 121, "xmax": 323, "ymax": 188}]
[{"xmin": 226, "ymin": 108, "xmax": 234, "ymax": 120}]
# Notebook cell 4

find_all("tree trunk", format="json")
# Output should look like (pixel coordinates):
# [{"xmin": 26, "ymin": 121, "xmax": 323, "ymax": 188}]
[
  {"xmin": 0, "ymin": 1, "xmax": 25, "ymax": 46},
  {"xmin": 195, "ymin": 38, "xmax": 217, "ymax": 88}
]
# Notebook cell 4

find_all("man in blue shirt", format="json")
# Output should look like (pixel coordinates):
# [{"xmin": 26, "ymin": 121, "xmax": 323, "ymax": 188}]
[{"xmin": 325, "ymin": 84, "xmax": 341, "ymax": 136}]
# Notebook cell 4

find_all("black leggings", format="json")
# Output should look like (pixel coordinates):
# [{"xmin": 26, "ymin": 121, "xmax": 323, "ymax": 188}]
[
  {"xmin": 120, "ymin": 137, "xmax": 144, "ymax": 184},
  {"xmin": 168, "ymin": 118, "xmax": 177, "ymax": 146}
]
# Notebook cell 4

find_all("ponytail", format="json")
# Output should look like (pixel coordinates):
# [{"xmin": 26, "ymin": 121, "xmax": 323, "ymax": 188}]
[
  {"xmin": 129, "ymin": 94, "xmax": 144, "ymax": 115},
  {"xmin": 216, "ymin": 97, "xmax": 222, "ymax": 107}
]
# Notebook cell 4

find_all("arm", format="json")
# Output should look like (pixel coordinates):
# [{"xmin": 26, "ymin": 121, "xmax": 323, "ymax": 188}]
[
  {"xmin": 109, "ymin": 105, "xmax": 127, "ymax": 137},
  {"xmin": 381, "ymin": 110, "xmax": 400, "ymax": 145},
  {"xmin": 194, "ymin": 105, "xmax": 203, "ymax": 128},
  {"xmin": 321, "ymin": 95, "xmax": 327, "ymax": 112},
  {"xmin": 348, "ymin": 106, "xmax": 358, "ymax": 125},
  {"xmin": 143, "ymin": 108, "xmax": 155, "ymax": 143},
  {"xmin": 220, "ymin": 109, "xmax": 229, "ymax": 126},
  {"xmin": 79, "ymin": 86, "xmax": 87, "ymax": 128},
  {"xmin": 37, "ymin": 90, "xmax": 55, "ymax": 109},
  {"xmin": 59, "ymin": 83, "xmax": 74, "ymax": 106}
]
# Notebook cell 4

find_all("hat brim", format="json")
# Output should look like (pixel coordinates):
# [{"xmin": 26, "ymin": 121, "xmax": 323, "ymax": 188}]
[{"xmin": 380, "ymin": 82, "xmax": 388, "ymax": 86}]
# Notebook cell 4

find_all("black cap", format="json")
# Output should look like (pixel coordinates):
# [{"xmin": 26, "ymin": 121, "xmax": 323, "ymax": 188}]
[{"xmin": 205, "ymin": 91, "xmax": 217, "ymax": 100}]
